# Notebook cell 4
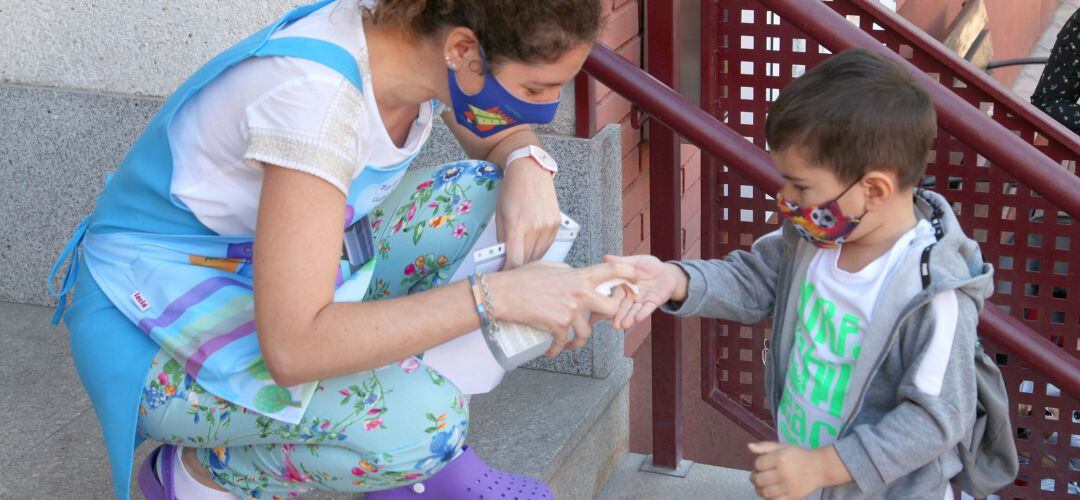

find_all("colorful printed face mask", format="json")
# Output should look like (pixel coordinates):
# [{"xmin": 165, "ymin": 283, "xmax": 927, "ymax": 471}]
[
  {"xmin": 447, "ymin": 51, "xmax": 560, "ymax": 138},
  {"xmin": 776, "ymin": 183, "xmax": 865, "ymax": 249}
]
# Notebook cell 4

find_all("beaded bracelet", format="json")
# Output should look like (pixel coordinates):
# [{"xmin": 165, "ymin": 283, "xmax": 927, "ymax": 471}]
[{"xmin": 477, "ymin": 273, "xmax": 499, "ymax": 333}]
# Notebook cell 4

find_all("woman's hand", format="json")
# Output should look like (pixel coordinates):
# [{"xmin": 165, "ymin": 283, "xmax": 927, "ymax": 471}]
[
  {"xmin": 485, "ymin": 261, "xmax": 638, "ymax": 358},
  {"xmin": 496, "ymin": 159, "xmax": 562, "ymax": 269},
  {"xmin": 603, "ymin": 255, "xmax": 690, "ymax": 330},
  {"xmin": 442, "ymin": 117, "xmax": 561, "ymax": 270}
]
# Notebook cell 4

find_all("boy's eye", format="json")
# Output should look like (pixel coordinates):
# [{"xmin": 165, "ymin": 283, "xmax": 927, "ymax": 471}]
[
  {"xmin": 795, "ymin": 185, "xmax": 808, "ymax": 192},
  {"xmin": 524, "ymin": 87, "xmax": 545, "ymax": 97}
]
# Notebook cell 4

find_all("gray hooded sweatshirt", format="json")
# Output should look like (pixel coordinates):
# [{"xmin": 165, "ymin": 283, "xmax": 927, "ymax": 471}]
[{"xmin": 663, "ymin": 189, "xmax": 994, "ymax": 499}]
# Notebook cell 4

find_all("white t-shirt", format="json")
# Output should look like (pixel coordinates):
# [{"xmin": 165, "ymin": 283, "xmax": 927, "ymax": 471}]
[
  {"xmin": 168, "ymin": 0, "xmax": 440, "ymax": 236},
  {"xmin": 776, "ymin": 219, "xmax": 936, "ymax": 499}
]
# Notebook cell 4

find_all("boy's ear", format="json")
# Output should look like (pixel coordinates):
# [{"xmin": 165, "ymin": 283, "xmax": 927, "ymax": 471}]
[{"xmin": 861, "ymin": 170, "xmax": 896, "ymax": 211}]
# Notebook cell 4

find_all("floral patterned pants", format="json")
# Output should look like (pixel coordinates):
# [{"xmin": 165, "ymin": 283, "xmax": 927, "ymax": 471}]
[{"xmin": 137, "ymin": 161, "xmax": 502, "ymax": 498}]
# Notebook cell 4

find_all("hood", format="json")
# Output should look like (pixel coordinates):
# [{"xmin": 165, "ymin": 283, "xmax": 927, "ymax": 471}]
[{"xmin": 912, "ymin": 188, "xmax": 994, "ymax": 311}]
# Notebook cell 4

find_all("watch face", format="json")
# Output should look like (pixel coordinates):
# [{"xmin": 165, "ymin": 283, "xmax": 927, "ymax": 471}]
[{"xmin": 530, "ymin": 147, "xmax": 557, "ymax": 171}]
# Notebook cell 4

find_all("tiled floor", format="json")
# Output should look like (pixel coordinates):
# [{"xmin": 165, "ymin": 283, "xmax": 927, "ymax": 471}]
[{"xmin": 596, "ymin": 453, "xmax": 756, "ymax": 500}]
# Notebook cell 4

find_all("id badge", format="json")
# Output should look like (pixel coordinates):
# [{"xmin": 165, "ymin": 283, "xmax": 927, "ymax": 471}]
[{"xmin": 341, "ymin": 215, "xmax": 375, "ymax": 274}]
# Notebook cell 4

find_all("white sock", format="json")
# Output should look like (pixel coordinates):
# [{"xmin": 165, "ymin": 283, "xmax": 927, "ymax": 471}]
[{"xmin": 155, "ymin": 446, "xmax": 237, "ymax": 499}]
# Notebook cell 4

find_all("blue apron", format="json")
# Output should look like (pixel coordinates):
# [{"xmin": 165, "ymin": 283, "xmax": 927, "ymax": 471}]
[{"xmin": 47, "ymin": 2, "xmax": 424, "ymax": 496}]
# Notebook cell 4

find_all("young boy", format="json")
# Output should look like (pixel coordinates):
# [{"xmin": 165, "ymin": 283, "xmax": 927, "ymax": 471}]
[{"xmin": 609, "ymin": 48, "xmax": 993, "ymax": 499}]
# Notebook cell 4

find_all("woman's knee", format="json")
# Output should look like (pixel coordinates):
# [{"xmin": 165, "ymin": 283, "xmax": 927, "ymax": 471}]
[
  {"xmin": 322, "ymin": 365, "xmax": 469, "ymax": 459},
  {"xmin": 340, "ymin": 417, "xmax": 468, "ymax": 480}
]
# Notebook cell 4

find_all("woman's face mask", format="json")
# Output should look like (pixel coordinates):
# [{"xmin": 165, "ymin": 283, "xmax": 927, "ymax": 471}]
[
  {"xmin": 447, "ymin": 53, "xmax": 560, "ymax": 138},
  {"xmin": 444, "ymin": 44, "xmax": 570, "ymax": 138}
]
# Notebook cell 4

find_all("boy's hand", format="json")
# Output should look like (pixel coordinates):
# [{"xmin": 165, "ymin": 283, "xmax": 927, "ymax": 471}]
[
  {"xmin": 603, "ymin": 255, "xmax": 688, "ymax": 330},
  {"xmin": 748, "ymin": 442, "xmax": 852, "ymax": 499}
]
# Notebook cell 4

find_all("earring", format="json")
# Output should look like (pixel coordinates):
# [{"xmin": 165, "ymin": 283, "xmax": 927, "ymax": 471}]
[
  {"xmin": 445, "ymin": 55, "xmax": 457, "ymax": 70},
  {"xmin": 467, "ymin": 59, "xmax": 483, "ymax": 74}
]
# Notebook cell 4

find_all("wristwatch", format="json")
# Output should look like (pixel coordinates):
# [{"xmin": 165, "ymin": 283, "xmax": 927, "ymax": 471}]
[{"xmin": 504, "ymin": 145, "xmax": 558, "ymax": 176}]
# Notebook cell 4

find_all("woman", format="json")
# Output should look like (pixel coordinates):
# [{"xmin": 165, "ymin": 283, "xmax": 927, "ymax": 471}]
[
  {"xmin": 48, "ymin": 1, "xmax": 631, "ymax": 498},
  {"xmin": 1032, "ymin": 7, "xmax": 1079, "ymax": 135}
]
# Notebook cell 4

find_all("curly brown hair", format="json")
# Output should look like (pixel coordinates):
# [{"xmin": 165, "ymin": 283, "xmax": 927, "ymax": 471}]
[{"xmin": 364, "ymin": 0, "xmax": 604, "ymax": 67}]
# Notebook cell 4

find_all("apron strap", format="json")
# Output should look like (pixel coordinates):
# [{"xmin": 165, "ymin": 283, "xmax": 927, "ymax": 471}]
[
  {"xmin": 253, "ymin": 37, "xmax": 365, "ymax": 92},
  {"xmin": 48, "ymin": 36, "xmax": 359, "ymax": 324},
  {"xmin": 48, "ymin": 216, "xmax": 90, "ymax": 324}
]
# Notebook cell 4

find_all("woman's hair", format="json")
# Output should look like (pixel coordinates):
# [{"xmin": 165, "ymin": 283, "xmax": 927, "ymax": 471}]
[{"xmin": 365, "ymin": 0, "xmax": 604, "ymax": 67}]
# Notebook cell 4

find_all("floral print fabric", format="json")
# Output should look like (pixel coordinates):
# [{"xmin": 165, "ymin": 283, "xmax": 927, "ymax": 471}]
[
  {"xmin": 139, "ymin": 354, "xmax": 469, "ymax": 498},
  {"xmin": 137, "ymin": 161, "xmax": 500, "ymax": 498},
  {"xmin": 366, "ymin": 161, "xmax": 501, "ymax": 299}
]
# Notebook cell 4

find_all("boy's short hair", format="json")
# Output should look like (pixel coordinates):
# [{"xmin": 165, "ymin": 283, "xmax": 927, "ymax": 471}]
[{"xmin": 765, "ymin": 48, "xmax": 936, "ymax": 189}]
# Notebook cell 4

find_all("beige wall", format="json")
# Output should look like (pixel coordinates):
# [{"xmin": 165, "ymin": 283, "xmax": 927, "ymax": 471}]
[
  {"xmin": 1, "ymin": 1, "xmax": 300, "ymax": 96},
  {"xmin": 897, "ymin": 0, "xmax": 1061, "ymax": 87}
]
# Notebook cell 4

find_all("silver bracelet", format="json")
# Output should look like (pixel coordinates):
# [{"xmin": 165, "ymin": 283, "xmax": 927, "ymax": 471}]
[{"xmin": 477, "ymin": 273, "xmax": 499, "ymax": 333}]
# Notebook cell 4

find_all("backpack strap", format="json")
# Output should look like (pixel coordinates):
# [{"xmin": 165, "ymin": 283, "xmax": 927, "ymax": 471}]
[
  {"xmin": 919, "ymin": 245, "xmax": 934, "ymax": 290},
  {"xmin": 916, "ymin": 189, "xmax": 946, "ymax": 291}
]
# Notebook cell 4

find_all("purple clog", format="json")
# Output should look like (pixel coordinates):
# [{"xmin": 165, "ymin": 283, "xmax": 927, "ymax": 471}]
[
  {"xmin": 365, "ymin": 446, "xmax": 553, "ymax": 499},
  {"xmin": 137, "ymin": 444, "xmax": 177, "ymax": 500}
]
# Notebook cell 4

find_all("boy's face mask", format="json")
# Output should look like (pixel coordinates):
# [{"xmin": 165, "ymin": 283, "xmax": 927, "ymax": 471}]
[
  {"xmin": 447, "ymin": 51, "xmax": 560, "ymax": 138},
  {"xmin": 776, "ymin": 182, "xmax": 865, "ymax": 249}
]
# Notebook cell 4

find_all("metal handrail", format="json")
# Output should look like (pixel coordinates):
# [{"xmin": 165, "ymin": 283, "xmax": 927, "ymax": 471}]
[
  {"xmin": 582, "ymin": 42, "xmax": 1080, "ymax": 400},
  {"xmin": 582, "ymin": 45, "xmax": 784, "ymax": 191},
  {"xmin": 986, "ymin": 57, "xmax": 1049, "ymax": 70}
]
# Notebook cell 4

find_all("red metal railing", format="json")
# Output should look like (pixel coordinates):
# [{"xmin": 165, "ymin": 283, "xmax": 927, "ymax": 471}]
[
  {"xmin": 760, "ymin": 0, "xmax": 1080, "ymax": 217},
  {"xmin": 583, "ymin": 34, "xmax": 1080, "ymax": 425},
  {"xmin": 578, "ymin": 0, "xmax": 1080, "ymax": 494},
  {"xmin": 703, "ymin": 1, "xmax": 1080, "ymax": 497}
]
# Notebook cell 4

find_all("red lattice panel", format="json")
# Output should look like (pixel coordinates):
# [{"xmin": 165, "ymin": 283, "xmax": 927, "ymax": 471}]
[{"xmin": 704, "ymin": 2, "xmax": 1080, "ymax": 497}]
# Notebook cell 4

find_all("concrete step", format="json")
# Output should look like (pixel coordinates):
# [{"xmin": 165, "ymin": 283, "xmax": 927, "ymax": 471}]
[
  {"xmin": 596, "ymin": 453, "xmax": 757, "ymax": 500},
  {"xmin": 0, "ymin": 301, "xmax": 631, "ymax": 499}
]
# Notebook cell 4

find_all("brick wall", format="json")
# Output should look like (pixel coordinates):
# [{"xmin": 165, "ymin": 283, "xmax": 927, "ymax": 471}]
[
  {"xmin": 596, "ymin": 0, "xmax": 648, "ymax": 266},
  {"xmin": 584, "ymin": 0, "xmax": 651, "ymax": 349},
  {"xmin": 622, "ymin": 144, "xmax": 703, "ymax": 356}
]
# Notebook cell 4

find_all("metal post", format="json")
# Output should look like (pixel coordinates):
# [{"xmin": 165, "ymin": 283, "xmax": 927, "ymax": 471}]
[
  {"xmin": 640, "ymin": 0, "xmax": 692, "ymax": 477},
  {"xmin": 698, "ymin": 0, "xmax": 721, "ymax": 413},
  {"xmin": 574, "ymin": 73, "xmax": 596, "ymax": 138}
]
